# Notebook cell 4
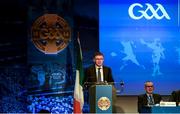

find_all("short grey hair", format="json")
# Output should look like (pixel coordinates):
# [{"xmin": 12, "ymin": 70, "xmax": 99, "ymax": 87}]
[{"xmin": 144, "ymin": 81, "xmax": 153, "ymax": 86}]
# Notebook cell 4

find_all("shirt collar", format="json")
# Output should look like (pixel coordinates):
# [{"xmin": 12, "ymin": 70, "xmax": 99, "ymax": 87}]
[
  {"xmin": 95, "ymin": 65, "xmax": 102, "ymax": 69},
  {"xmin": 146, "ymin": 93, "xmax": 153, "ymax": 97}
]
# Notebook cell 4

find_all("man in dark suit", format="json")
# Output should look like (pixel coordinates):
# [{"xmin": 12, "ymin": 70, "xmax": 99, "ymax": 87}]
[
  {"xmin": 170, "ymin": 90, "xmax": 180, "ymax": 106},
  {"xmin": 84, "ymin": 51, "xmax": 114, "ymax": 83},
  {"xmin": 138, "ymin": 81, "xmax": 162, "ymax": 113},
  {"xmin": 84, "ymin": 51, "xmax": 116, "ymax": 112}
]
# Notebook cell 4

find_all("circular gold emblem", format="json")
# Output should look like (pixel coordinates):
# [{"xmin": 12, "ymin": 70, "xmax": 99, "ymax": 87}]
[
  {"xmin": 31, "ymin": 14, "xmax": 71, "ymax": 54},
  {"xmin": 97, "ymin": 97, "xmax": 111, "ymax": 111}
]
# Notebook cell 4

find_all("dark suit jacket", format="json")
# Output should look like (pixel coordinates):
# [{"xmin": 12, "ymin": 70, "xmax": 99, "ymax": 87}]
[
  {"xmin": 170, "ymin": 90, "xmax": 180, "ymax": 106},
  {"xmin": 84, "ymin": 65, "xmax": 114, "ymax": 84},
  {"xmin": 138, "ymin": 93, "xmax": 162, "ymax": 113},
  {"xmin": 84, "ymin": 65, "xmax": 116, "ymax": 112}
]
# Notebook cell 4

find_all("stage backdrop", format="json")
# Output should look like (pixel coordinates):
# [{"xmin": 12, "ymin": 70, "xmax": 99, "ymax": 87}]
[
  {"xmin": 0, "ymin": 0, "xmax": 98, "ymax": 113},
  {"xmin": 100, "ymin": 0, "xmax": 180, "ymax": 95}
]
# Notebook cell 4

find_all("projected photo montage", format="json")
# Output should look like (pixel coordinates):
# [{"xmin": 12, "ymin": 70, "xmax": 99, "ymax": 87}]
[{"xmin": 100, "ymin": 0, "xmax": 180, "ymax": 95}]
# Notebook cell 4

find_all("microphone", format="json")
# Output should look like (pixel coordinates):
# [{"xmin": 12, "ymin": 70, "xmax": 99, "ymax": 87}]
[
  {"xmin": 117, "ymin": 80, "xmax": 124, "ymax": 94},
  {"xmin": 104, "ymin": 80, "xmax": 108, "ymax": 85},
  {"xmin": 120, "ymin": 81, "xmax": 124, "ymax": 87},
  {"xmin": 82, "ymin": 76, "xmax": 89, "ymax": 90},
  {"xmin": 83, "ymin": 81, "xmax": 88, "ymax": 91}
]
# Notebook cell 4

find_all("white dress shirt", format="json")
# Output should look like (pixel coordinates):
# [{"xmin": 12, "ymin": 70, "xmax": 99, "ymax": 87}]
[{"xmin": 95, "ymin": 65, "xmax": 104, "ymax": 82}]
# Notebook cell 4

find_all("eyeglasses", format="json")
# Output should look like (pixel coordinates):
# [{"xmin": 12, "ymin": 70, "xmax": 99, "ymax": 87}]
[
  {"xmin": 146, "ymin": 86, "xmax": 153, "ymax": 88},
  {"xmin": 95, "ymin": 58, "xmax": 104, "ymax": 60}
]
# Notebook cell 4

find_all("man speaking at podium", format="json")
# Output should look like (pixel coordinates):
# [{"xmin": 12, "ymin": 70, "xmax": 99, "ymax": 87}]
[
  {"xmin": 84, "ymin": 51, "xmax": 114, "ymax": 83},
  {"xmin": 84, "ymin": 51, "xmax": 116, "ymax": 113}
]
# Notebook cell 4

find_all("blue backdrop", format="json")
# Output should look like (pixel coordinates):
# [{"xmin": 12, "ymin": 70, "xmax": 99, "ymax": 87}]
[{"xmin": 100, "ymin": 0, "xmax": 180, "ymax": 95}]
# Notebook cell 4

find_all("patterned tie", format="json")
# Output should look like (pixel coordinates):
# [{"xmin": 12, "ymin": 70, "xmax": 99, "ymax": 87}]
[
  {"xmin": 148, "ymin": 95, "xmax": 154, "ymax": 105},
  {"xmin": 97, "ymin": 68, "xmax": 101, "ymax": 82}
]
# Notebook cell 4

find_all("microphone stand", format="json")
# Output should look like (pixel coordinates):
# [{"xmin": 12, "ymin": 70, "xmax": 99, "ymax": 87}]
[
  {"xmin": 115, "ymin": 81, "xmax": 124, "ymax": 94},
  {"xmin": 120, "ymin": 81, "xmax": 124, "ymax": 93}
]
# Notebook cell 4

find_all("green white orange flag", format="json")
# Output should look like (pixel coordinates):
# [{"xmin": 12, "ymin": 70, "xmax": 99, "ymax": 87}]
[{"xmin": 73, "ymin": 36, "xmax": 84, "ymax": 113}]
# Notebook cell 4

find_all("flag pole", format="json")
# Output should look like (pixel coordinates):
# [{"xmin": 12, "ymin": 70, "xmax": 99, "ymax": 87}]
[{"xmin": 73, "ymin": 32, "xmax": 84, "ymax": 113}]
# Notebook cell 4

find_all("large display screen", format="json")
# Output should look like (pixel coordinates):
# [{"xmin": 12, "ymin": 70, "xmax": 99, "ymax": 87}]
[{"xmin": 100, "ymin": 0, "xmax": 180, "ymax": 95}]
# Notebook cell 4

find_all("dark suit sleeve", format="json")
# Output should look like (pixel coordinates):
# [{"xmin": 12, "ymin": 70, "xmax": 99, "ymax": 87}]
[
  {"xmin": 84, "ymin": 66, "xmax": 96, "ymax": 83},
  {"xmin": 84, "ymin": 67, "xmax": 92, "ymax": 83},
  {"xmin": 138, "ymin": 94, "xmax": 150, "ymax": 113},
  {"xmin": 107, "ymin": 67, "xmax": 114, "ymax": 82},
  {"xmin": 83, "ymin": 68, "xmax": 88, "ymax": 85},
  {"xmin": 158, "ymin": 94, "xmax": 162, "ymax": 102},
  {"xmin": 170, "ymin": 91, "xmax": 177, "ymax": 102},
  {"xmin": 83, "ymin": 67, "xmax": 92, "ymax": 90},
  {"xmin": 170, "ymin": 91, "xmax": 180, "ymax": 106},
  {"xmin": 154, "ymin": 94, "xmax": 162, "ymax": 104}
]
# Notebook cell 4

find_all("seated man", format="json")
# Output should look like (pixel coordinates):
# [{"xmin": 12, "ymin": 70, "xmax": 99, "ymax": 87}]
[
  {"xmin": 138, "ymin": 81, "xmax": 162, "ymax": 113},
  {"xmin": 170, "ymin": 90, "xmax": 180, "ymax": 106}
]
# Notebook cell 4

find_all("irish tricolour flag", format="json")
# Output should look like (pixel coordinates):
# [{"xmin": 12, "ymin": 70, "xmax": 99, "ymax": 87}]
[{"xmin": 73, "ymin": 37, "xmax": 84, "ymax": 113}]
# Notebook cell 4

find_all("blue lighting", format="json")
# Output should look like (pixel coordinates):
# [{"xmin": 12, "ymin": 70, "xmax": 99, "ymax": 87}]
[{"xmin": 100, "ymin": 0, "xmax": 180, "ymax": 95}]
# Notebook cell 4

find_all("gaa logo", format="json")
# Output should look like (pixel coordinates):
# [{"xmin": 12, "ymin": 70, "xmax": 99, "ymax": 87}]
[
  {"xmin": 98, "ymin": 97, "xmax": 111, "ymax": 111},
  {"xmin": 128, "ymin": 3, "xmax": 170, "ymax": 20},
  {"xmin": 31, "ymin": 14, "xmax": 71, "ymax": 54}
]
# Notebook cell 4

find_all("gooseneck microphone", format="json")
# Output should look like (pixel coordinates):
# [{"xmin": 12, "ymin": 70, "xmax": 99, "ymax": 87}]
[
  {"xmin": 117, "ymin": 80, "xmax": 124, "ymax": 94},
  {"xmin": 120, "ymin": 81, "xmax": 124, "ymax": 87}
]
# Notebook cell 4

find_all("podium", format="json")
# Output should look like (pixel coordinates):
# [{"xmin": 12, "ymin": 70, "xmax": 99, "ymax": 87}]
[{"xmin": 89, "ymin": 84, "xmax": 113, "ymax": 113}]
